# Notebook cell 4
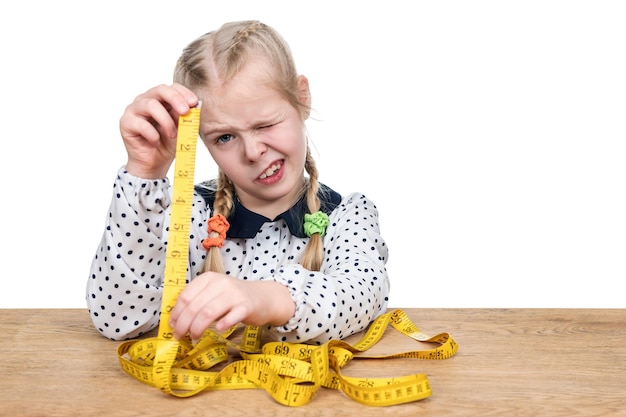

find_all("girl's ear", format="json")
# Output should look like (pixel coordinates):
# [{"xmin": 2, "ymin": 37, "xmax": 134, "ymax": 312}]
[{"xmin": 297, "ymin": 75, "xmax": 311, "ymax": 119}]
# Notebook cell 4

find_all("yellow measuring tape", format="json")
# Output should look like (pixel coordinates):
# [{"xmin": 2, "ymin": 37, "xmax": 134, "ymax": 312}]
[{"xmin": 116, "ymin": 103, "xmax": 459, "ymax": 406}]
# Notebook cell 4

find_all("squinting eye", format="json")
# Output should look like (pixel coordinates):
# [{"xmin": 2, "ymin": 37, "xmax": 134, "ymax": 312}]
[{"xmin": 216, "ymin": 134, "xmax": 233, "ymax": 144}]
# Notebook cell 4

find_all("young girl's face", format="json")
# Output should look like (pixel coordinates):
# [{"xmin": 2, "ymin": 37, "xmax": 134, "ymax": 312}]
[{"xmin": 199, "ymin": 60, "xmax": 310, "ymax": 218}]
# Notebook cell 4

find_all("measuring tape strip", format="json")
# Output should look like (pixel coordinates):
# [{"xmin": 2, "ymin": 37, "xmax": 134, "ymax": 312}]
[
  {"xmin": 116, "ymin": 102, "xmax": 459, "ymax": 406},
  {"xmin": 150, "ymin": 101, "xmax": 203, "ymax": 396}
]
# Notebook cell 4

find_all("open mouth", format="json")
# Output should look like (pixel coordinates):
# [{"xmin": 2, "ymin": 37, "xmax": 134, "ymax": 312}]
[{"xmin": 259, "ymin": 161, "xmax": 283, "ymax": 179}]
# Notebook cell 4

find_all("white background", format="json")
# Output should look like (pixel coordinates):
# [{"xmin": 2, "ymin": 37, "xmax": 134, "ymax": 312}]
[{"xmin": 1, "ymin": 1, "xmax": 624, "ymax": 308}]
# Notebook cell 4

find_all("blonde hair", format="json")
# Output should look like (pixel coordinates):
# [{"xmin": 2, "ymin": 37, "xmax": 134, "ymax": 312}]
[{"xmin": 173, "ymin": 20, "xmax": 325, "ymax": 272}]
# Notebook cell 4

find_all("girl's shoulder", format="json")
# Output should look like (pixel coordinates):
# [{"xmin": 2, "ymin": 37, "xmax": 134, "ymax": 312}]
[
  {"xmin": 331, "ymin": 191, "xmax": 380, "ymax": 220},
  {"xmin": 194, "ymin": 179, "xmax": 218, "ymax": 208}
]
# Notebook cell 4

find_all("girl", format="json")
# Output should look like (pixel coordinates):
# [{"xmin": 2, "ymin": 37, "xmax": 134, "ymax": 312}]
[{"xmin": 86, "ymin": 20, "xmax": 390, "ymax": 344}]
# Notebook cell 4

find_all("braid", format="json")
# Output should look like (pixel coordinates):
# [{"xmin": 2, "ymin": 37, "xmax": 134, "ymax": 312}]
[
  {"xmin": 230, "ymin": 21, "xmax": 263, "ymax": 51},
  {"xmin": 300, "ymin": 148, "xmax": 325, "ymax": 271},
  {"xmin": 203, "ymin": 170, "xmax": 235, "ymax": 273}
]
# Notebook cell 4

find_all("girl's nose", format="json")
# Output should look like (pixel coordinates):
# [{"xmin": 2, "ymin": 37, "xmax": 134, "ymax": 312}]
[{"xmin": 242, "ymin": 134, "xmax": 266, "ymax": 163}]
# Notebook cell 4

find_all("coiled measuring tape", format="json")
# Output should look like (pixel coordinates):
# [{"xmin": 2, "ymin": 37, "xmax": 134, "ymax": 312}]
[{"xmin": 116, "ymin": 103, "xmax": 459, "ymax": 406}]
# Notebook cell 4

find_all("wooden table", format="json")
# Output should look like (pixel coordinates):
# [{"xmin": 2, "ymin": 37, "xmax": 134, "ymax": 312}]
[{"xmin": 1, "ymin": 308, "xmax": 624, "ymax": 416}]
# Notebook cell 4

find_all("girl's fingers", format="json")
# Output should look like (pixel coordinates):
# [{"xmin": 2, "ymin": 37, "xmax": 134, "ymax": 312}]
[{"xmin": 214, "ymin": 305, "xmax": 249, "ymax": 332}]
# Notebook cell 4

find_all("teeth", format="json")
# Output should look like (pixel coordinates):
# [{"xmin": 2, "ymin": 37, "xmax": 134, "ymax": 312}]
[{"xmin": 259, "ymin": 163, "xmax": 281, "ymax": 179}]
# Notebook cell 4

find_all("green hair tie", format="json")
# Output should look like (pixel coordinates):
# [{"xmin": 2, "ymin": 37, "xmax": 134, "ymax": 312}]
[{"xmin": 303, "ymin": 211, "xmax": 329, "ymax": 237}]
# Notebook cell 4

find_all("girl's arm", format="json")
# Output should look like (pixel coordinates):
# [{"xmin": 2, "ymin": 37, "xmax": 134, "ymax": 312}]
[
  {"xmin": 85, "ymin": 168, "xmax": 207, "ymax": 340},
  {"xmin": 265, "ymin": 192, "xmax": 390, "ymax": 343}
]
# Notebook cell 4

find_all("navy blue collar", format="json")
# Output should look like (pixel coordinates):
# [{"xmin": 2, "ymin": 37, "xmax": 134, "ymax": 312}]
[{"xmin": 194, "ymin": 181, "xmax": 342, "ymax": 238}]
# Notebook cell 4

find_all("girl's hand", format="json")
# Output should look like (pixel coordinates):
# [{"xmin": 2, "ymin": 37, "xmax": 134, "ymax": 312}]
[
  {"xmin": 119, "ymin": 83, "xmax": 198, "ymax": 179},
  {"xmin": 168, "ymin": 272, "xmax": 296, "ymax": 341}
]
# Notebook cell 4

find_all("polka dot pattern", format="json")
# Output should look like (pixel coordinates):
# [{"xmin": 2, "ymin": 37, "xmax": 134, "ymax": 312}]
[{"xmin": 86, "ymin": 167, "xmax": 390, "ymax": 343}]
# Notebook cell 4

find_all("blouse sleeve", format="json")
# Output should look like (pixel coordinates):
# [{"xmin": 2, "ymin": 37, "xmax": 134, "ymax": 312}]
[
  {"xmin": 265, "ymin": 192, "xmax": 390, "ymax": 344},
  {"xmin": 85, "ymin": 167, "xmax": 207, "ymax": 340}
]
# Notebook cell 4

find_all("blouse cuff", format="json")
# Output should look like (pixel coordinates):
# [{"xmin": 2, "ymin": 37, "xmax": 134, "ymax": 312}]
[
  {"xmin": 266, "ymin": 265, "xmax": 307, "ymax": 334},
  {"xmin": 117, "ymin": 166, "xmax": 171, "ymax": 210}
]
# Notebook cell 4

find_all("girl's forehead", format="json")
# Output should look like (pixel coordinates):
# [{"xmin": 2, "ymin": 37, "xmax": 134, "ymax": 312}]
[
  {"xmin": 198, "ymin": 78, "xmax": 289, "ymax": 132},
  {"xmin": 203, "ymin": 80, "xmax": 278, "ymax": 110}
]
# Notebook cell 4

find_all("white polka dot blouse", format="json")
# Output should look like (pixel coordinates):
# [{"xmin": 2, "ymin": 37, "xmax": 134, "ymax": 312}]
[{"xmin": 86, "ymin": 167, "xmax": 390, "ymax": 344}]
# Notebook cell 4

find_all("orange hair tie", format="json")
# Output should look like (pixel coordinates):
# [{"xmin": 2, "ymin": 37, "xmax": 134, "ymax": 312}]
[{"xmin": 201, "ymin": 214, "xmax": 230, "ymax": 250}]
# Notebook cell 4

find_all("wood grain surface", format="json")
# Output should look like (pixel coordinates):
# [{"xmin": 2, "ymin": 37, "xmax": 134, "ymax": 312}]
[{"xmin": 1, "ymin": 308, "xmax": 624, "ymax": 416}]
